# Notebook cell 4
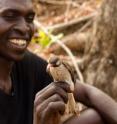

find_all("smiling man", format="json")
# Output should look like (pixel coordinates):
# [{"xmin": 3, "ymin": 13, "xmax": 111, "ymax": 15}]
[
  {"xmin": 0, "ymin": 0, "xmax": 117, "ymax": 124},
  {"xmin": 0, "ymin": 0, "xmax": 34, "ymax": 61},
  {"xmin": 0, "ymin": 0, "xmax": 52, "ymax": 124}
]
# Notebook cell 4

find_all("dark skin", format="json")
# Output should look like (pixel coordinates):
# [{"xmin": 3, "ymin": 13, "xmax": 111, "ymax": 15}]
[
  {"xmin": 0, "ymin": 0, "xmax": 117, "ymax": 124},
  {"xmin": 70, "ymin": 82, "xmax": 117, "ymax": 124},
  {"xmin": 0, "ymin": 0, "xmax": 35, "ymax": 94},
  {"xmin": 35, "ymin": 81, "xmax": 117, "ymax": 124}
]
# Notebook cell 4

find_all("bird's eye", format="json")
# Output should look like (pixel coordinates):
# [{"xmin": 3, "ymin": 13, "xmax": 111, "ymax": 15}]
[{"xmin": 56, "ymin": 61, "xmax": 61, "ymax": 66}]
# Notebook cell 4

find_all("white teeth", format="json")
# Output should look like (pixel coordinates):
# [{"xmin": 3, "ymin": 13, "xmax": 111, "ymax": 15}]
[{"xmin": 10, "ymin": 39, "xmax": 27, "ymax": 46}]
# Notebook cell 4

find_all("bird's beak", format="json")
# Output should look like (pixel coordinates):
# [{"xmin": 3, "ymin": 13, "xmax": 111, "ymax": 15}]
[
  {"xmin": 46, "ymin": 64, "xmax": 51, "ymax": 73},
  {"xmin": 46, "ymin": 64, "xmax": 53, "ymax": 78}
]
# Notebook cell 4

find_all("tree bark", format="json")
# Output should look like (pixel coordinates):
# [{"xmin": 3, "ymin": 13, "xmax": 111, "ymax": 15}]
[{"xmin": 83, "ymin": 0, "xmax": 117, "ymax": 100}]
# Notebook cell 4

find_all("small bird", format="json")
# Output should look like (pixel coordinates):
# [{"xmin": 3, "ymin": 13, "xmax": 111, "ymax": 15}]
[{"xmin": 47, "ymin": 55, "xmax": 79, "ymax": 122}]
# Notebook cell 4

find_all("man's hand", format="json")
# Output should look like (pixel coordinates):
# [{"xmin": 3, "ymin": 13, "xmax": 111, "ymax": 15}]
[
  {"xmin": 47, "ymin": 55, "xmax": 78, "ymax": 117},
  {"xmin": 34, "ymin": 82, "xmax": 71, "ymax": 124},
  {"xmin": 73, "ymin": 81, "xmax": 117, "ymax": 124}
]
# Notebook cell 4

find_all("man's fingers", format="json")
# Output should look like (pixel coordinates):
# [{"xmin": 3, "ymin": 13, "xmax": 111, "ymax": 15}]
[
  {"xmin": 44, "ymin": 101, "xmax": 65, "ymax": 116},
  {"xmin": 36, "ymin": 81, "xmax": 71, "ymax": 99},
  {"xmin": 34, "ymin": 81, "xmax": 71, "ymax": 124},
  {"xmin": 40, "ymin": 101, "xmax": 65, "ymax": 123},
  {"xmin": 36, "ymin": 83, "xmax": 53, "ymax": 96},
  {"xmin": 34, "ymin": 82, "xmax": 69, "ymax": 106},
  {"xmin": 54, "ymin": 81, "xmax": 71, "ymax": 93},
  {"xmin": 35, "ymin": 94, "xmax": 64, "ymax": 116}
]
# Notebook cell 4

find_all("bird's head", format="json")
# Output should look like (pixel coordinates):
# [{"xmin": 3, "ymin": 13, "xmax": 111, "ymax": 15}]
[
  {"xmin": 48, "ymin": 55, "xmax": 61, "ymax": 67},
  {"xmin": 46, "ymin": 55, "xmax": 62, "ymax": 74}
]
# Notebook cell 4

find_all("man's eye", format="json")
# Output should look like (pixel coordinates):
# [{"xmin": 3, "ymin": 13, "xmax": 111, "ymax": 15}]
[
  {"xmin": 25, "ymin": 14, "xmax": 35, "ymax": 23},
  {"xmin": 3, "ymin": 12, "xmax": 18, "ymax": 20}
]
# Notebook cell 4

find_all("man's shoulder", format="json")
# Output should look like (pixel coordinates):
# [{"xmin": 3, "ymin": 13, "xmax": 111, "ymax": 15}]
[
  {"xmin": 13, "ymin": 50, "xmax": 52, "ymax": 92},
  {"xmin": 23, "ymin": 50, "xmax": 44, "ymax": 62},
  {"xmin": 14, "ymin": 50, "xmax": 48, "ymax": 75},
  {"xmin": 20, "ymin": 50, "xmax": 47, "ymax": 66}
]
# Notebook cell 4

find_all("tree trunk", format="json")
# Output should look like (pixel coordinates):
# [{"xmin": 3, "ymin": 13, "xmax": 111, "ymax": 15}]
[{"xmin": 83, "ymin": 0, "xmax": 117, "ymax": 100}]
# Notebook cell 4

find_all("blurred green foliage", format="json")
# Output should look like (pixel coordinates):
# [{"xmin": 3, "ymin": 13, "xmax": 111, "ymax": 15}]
[
  {"xmin": 31, "ymin": 29, "xmax": 63, "ymax": 49},
  {"xmin": 31, "ymin": 29, "xmax": 51, "ymax": 48}
]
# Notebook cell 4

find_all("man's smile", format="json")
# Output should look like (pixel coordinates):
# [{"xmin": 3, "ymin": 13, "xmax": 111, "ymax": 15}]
[{"xmin": 8, "ymin": 39, "xmax": 28, "ymax": 49}]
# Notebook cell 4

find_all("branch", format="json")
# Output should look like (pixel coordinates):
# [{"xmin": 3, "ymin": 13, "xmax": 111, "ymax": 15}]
[
  {"xmin": 34, "ymin": 20, "xmax": 84, "ymax": 83},
  {"xmin": 47, "ymin": 12, "xmax": 97, "ymax": 34},
  {"xmin": 38, "ymin": 0, "xmax": 80, "ymax": 7}
]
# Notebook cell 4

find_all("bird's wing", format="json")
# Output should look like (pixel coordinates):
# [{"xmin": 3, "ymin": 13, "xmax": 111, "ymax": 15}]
[{"xmin": 62, "ymin": 61, "xmax": 76, "ymax": 84}]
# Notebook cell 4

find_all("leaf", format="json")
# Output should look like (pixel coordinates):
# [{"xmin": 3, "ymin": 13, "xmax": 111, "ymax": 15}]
[
  {"xmin": 31, "ymin": 29, "xmax": 64, "ymax": 49},
  {"xmin": 39, "ymin": 30, "xmax": 51, "ymax": 48}
]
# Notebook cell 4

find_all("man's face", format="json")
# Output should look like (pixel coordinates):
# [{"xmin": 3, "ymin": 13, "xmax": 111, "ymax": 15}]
[{"xmin": 0, "ymin": 0, "xmax": 35, "ymax": 61}]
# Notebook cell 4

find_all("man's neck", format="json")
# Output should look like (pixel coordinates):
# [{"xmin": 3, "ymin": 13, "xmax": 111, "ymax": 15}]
[
  {"xmin": 0, "ymin": 57, "xmax": 13, "ymax": 78},
  {"xmin": 0, "ymin": 57, "xmax": 14, "ymax": 94}
]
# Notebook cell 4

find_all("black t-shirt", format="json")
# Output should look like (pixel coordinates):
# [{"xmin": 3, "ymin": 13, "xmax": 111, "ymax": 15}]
[{"xmin": 0, "ymin": 51, "xmax": 52, "ymax": 124}]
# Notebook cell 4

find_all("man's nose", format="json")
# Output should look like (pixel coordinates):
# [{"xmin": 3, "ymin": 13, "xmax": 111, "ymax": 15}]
[{"xmin": 13, "ymin": 18, "xmax": 30, "ymax": 36}]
